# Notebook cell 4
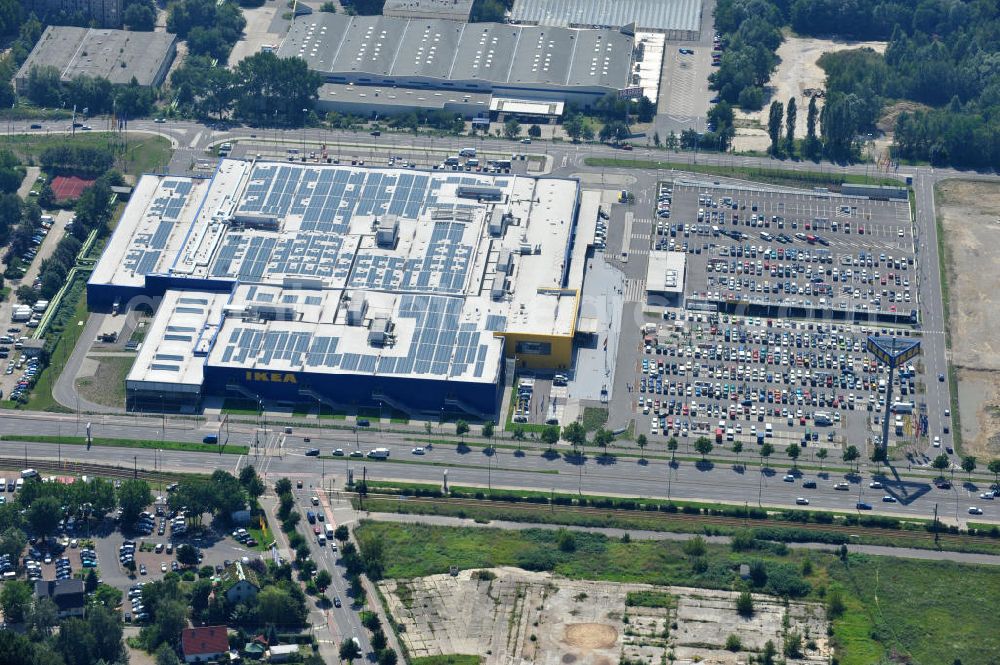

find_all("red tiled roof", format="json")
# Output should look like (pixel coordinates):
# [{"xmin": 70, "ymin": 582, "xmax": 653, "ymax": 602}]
[{"xmin": 181, "ymin": 626, "xmax": 229, "ymax": 657}]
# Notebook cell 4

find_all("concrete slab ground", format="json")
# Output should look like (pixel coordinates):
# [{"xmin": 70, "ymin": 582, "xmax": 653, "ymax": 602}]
[{"xmin": 379, "ymin": 567, "xmax": 829, "ymax": 665}]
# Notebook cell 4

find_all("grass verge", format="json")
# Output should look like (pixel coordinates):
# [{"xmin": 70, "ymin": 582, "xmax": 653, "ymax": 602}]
[
  {"xmin": 0, "ymin": 434, "xmax": 248, "ymax": 455},
  {"xmin": 411, "ymin": 657, "xmax": 481, "ymax": 665},
  {"xmin": 75, "ymin": 356, "xmax": 134, "ymax": 408},
  {"xmin": 585, "ymin": 157, "xmax": 903, "ymax": 189},
  {"xmin": 357, "ymin": 480, "xmax": 1000, "ymax": 555},
  {"xmin": 356, "ymin": 522, "xmax": 1000, "ymax": 665}
]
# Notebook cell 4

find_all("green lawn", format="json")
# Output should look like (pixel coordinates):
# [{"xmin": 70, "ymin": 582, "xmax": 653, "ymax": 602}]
[
  {"xmin": 585, "ymin": 157, "xmax": 903, "ymax": 190},
  {"xmin": 580, "ymin": 406, "xmax": 608, "ymax": 432},
  {"xmin": 411, "ymin": 657, "xmax": 481, "ymax": 665},
  {"xmin": 0, "ymin": 434, "xmax": 248, "ymax": 455},
  {"xmin": 357, "ymin": 522, "xmax": 1000, "ymax": 665},
  {"xmin": 4, "ymin": 133, "xmax": 172, "ymax": 177}
]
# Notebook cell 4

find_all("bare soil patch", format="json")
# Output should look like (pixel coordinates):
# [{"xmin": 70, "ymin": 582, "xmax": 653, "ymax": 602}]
[
  {"xmin": 563, "ymin": 624, "xmax": 617, "ymax": 650},
  {"xmin": 938, "ymin": 179, "xmax": 1000, "ymax": 458},
  {"xmin": 732, "ymin": 36, "xmax": 886, "ymax": 152}
]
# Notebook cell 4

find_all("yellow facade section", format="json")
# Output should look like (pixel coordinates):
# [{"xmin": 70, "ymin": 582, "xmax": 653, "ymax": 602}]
[{"xmin": 501, "ymin": 332, "xmax": 574, "ymax": 369}]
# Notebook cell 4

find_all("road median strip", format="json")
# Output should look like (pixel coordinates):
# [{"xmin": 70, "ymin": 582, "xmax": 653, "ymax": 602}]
[{"xmin": 0, "ymin": 434, "xmax": 248, "ymax": 455}]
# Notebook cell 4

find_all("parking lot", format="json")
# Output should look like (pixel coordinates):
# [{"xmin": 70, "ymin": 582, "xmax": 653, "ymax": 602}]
[
  {"xmin": 660, "ymin": 184, "xmax": 917, "ymax": 322},
  {"xmin": 629, "ymin": 311, "xmax": 933, "ymax": 455},
  {"xmin": 625, "ymin": 182, "xmax": 942, "ymax": 458}
]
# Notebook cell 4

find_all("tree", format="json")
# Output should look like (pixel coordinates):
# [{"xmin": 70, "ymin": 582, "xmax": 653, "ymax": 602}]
[
  {"xmin": 319, "ymin": 1, "xmax": 336, "ymax": 10},
  {"xmin": 25, "ymin": 65, "xmax": 63, "ymax": 107},
  {"xmin": 842, "ymin": 445, "xmax": 860, "ymax": 470},
  {"xmin": 1, "ymin": 580, "xmax": 32, "ymax": 623},
  {"xmin": 233, "ymin": 52, "xmax": 323, "ymax": 126},
  {"xmin": 562, "ymin": 422, "xmax": 587, "ymax": 451},
  {"xmin": 562, "ymin": 114, "xmax": 589, "ymax": 142},
  {"xmin": 761, "ymin": 639, "xmax": 777, "ymax": 665},
  {"xmin": 871, "ymin": 445, "xmax": 887, "ymax": 470},
  {"xmin": 738, "ymin": 86, "xmax": 764, "ymax": 111},
  {"xmin": 26, "ymin": 596, "xmax": 58, "ymax": 636},
  {"xmin": 784, "ymin": 631, "xmax": 803, "ymax": 658},
  {"xmin": 275, "ymin": 477, "xmax": 293, "ymax": 496},
  {"xmin": 482, "ymin": 420, "xmax": 495, "ymax": 440},
  {"xmin": 339, "ymin": 637, "xmax": 362, "ymax": 663},
  {"xmin": 760, "ymin": 443, "xmax": 774, "ymax": 469},
  {"xmin": 593, "ymin": 428, "xmax": 614, "ymax": 454},
  {"xmin": 156, "ymin": 644, "xmax": 182, "ymax": 665},
  {"xmin": 314, "ymin": 569, "xmax": 332, "ymax": 591},
  {"xmin": 455, "ymin": 420, "xmax": 470, "ymax": 439},
  {"xmin": 503, "ymin": 118, "xmax": 521, "ymax": 140},
  {"xmin": 118, "ymin": 479, "xmax": 153, "ymax": 526},
  {"xmin": 962, "ymin": 456, "xmax": 977, "ymax": 478},
  {"xmin": 667, "ymin": 437, "xmax": 679, "ymax": 462},
  {"xmin": 85, "ymin": 568, "xmax": 99, "ymax": 593},
  {"xmin": 378, "ymin": 648, "xmax": 398, "ymax": 665},
  {"xmin": 932, "ymin": 454, "xmax": 951, "ymax": 478},
  {"xmin": 732, "ymin": 441, "xmax": 743, "ymax": 468},
  {"xmin": 541, "ymin": 424, "xmax": 560, "ymax": 449},
  {"xmin": 767, "ymin": 101, "xmax": 784, "ymax": 155},
  {"xmin": 27, "ymin": 496, "xmax": 61, "ymax": 538},
  {"xmin": 334, "ymin": 524, "xmax": 350, "ymax": 543},
  {"xmin": 0, "ymin": 527, "xmax": 26, "ymax": 564},
  {"xmin": 805, "ymin": 95, "xmax": 820, "ymax": 159},
  {"xmin": 736, "ymin": 590, "xmax": 754, "ymax": 617},
  {"xmin": 725, "ymin": 634, "xmax": 742, "ymax": 652},
  {"xmin": 175, "ymin": 544, "xmax": 200, "ymax": 566},
  {"xmin": 989, "ymin": 459, "xmax": 1000, "ymax": 486},
  {"xmin": 694, "ymin": 436, "xmax": 713, "ymax": 460},
  {"xmin": 511, "ymin": 425, "xmax": 525, "ymax": 441},
  {"xmin": 257, "ymin": 585, "xmax": 307, "ymax": 628},
  {"xmin": 371, "ymin": 630, "xmax": 387, "ymax": 651},
  {"xmin": 785, "ymin": 97, "xmax": 797, "ymax": 154},
  {"xmin": 816, "ymin": 447, "xmax": 828, "ymax": 471},
  {"xmin": 599, "ymin": 120, "xmax": 630, "ymax": 144},
  {"xmin": 527, "ymin": 124, "xmax": 541, "ymax": 138},
  {"xmin": 785, "ymin": 443, "xmax": 801, "ymax": 468},
  {"xmin": 556, "ymin": 529, "xmax": 576, "ymax": 553},
  {"xmin": 124, "ymin": 2, "xmax": 156, "ymax": 30},
  {"xmin": 636, "ymin": 434, "xmax": 648, "ymax": 460}
]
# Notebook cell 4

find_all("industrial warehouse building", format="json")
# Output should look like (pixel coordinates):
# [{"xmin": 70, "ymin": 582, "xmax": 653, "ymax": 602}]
[
  {"xmin": 14, "ymin": 27, "xmax": 177, "ymax": 92},
  {"xmin": 510, "ymin": 0, "xmax": 703, "ymax": 40},
  {"xmin": 278, "ymin": 13, "xmax": 636, "ymax": 117},
  {"xmin": 88, "ymin": 159, "xmax": 600, "ymax": 417}
]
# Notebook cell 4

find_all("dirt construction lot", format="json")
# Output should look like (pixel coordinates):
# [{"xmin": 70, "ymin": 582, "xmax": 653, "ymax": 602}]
[
  {"xmin": 380, "ymin": 567, "xmax": 829, "ymax": 665},
  {"xmin": 732, "ymin": 37, "xmax": 887, "ymax": 153},
  {"xmin": 938, "ymin": 180, "xmax": 1000, "ymax": 459}
]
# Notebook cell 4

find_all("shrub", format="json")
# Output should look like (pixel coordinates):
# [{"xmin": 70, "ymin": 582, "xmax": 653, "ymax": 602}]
[{"xmin": 725, "ymin": 634, "xmax": 742, "ymax": 651}]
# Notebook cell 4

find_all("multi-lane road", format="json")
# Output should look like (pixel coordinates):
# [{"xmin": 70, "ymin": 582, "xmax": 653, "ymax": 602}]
[{"xmin": 1, "ymin": 411, "xmax": 996, "ymax": 525}]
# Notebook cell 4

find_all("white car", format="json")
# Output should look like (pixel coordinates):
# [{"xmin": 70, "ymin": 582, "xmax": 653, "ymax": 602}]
[
  {"xmin": 795, "ymin": 497, "xmax": 809, "ymax": 505},
  {"xmin": 968, "ymin": 506, "xmax": 984, "ymax": 515},
  {"xmin": 411, "ymin": 447, "xmax": 426, "ymax": 455},
  {"xmin": 869, "ymin": 481, "xmax": 883, "ymax": 489},
  {"xmin": 933, "ymin": 436, "xmax": 941, "ymax": 447},
  {"xmin": 979, "ymin": 492, "xmax": 995, "ymax": 500},
  {"xmin": 160, "ymin": 562, "xmax": 167, "ymax": 573}
]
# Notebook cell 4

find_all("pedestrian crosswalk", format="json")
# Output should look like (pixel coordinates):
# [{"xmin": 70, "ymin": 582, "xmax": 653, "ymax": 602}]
[{"xmin": 625, "ymin": 278, "xmax": 647, "ymax": 302}]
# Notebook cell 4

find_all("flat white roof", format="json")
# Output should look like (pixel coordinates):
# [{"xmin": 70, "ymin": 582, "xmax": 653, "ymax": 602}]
[
  {"xmin": 646, "ymin": 251, "xmax": 686, "ymax": 294},
  {"xmin": 489, "ymin": 97, "xmax": 565, "ymax": 117},
  {"xmin": 101, "ymin": 159, "xmax": 584, "ymax": 385},
  {"xmin": 126, "ymin": 290, "xmax": 230, "ymax": 392}
]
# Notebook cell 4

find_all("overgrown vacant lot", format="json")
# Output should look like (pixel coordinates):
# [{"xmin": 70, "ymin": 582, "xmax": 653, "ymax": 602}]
[{"xmin": 356, "ymin": 522, "xmax": 1000, "ymax": 665}]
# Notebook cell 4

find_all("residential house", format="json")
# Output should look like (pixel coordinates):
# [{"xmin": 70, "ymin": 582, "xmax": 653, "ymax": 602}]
[
  {"xmin": 34, "ymin": 579, "xmax": 85, "ymax": 618},
  {"xmin": 181, "ymin": 626, "xmax": 229, "ymax": 664},
  {"xmin": 220, "ymin": 561, "xmax": 261, "ymax": 605}
]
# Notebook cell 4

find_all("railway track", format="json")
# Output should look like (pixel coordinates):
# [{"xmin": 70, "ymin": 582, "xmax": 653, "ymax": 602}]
[
  {"xmin": 361, "ymin": 492, "xmax": 1000, "ymax": 550},
  {"xmin": 0, "ymin": 456, "xmax": 185, "ymax": 484}
]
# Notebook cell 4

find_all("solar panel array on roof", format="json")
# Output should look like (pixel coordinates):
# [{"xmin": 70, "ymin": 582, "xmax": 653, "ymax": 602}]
[{"xmin": 217, "ymin": 293, "xmax": 492, "ymax": 379}]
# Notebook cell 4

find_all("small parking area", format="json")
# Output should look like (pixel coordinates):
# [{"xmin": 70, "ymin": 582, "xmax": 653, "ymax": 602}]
[
  {"xmin": 660, "ymin": 184, "xmax": 917, "ymax": 321},
  {"xmin": 512, "ymin": 375, "xmax": 566, "ymax": 426},
  {"xmin": 629, "ymin": 310, "xmax": 928, "ymax": 453}
]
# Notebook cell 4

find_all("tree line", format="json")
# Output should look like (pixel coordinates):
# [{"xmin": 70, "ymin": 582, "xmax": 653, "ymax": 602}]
[
  {"xmin": 170, "ymin": 52, "xmax": 322, "ymax": 126},
  {"xmin": 714, "ymin": 0, "xmax": 1000, "ymax": 167}
]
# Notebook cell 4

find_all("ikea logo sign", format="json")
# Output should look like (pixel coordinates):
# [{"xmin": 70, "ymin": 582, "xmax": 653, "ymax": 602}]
[{"xmin": 244, "ymin": 371, "xmax": 298, "ymax": 384}]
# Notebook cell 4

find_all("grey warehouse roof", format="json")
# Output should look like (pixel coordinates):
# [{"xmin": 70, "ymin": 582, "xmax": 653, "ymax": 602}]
[
  {"xmin": 16, "ymin": 26, "xmax": 177, "ymax": 86},
  {"xmin": 383, "ymin": 0, "xmax": 474, "ymax": 21},
  {"xmin": 511, "ymin": 0, "xmax": 703, "ymax": 34},
  {"xmin": 279, "ymin": 13, "xmax": 633, "ymax": 91}
]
